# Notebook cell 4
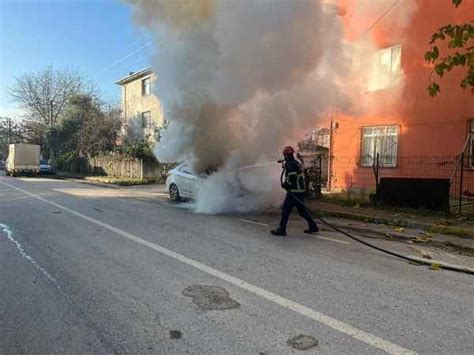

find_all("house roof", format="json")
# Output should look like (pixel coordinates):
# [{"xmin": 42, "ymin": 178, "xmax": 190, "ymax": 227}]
[{"xmin": 115, "ymin": 67, "xmax": 153, "ymax": 85}]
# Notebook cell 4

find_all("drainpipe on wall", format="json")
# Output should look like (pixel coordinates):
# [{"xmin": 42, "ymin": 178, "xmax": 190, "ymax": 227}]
[
  {"xmin": 121, "ymin": 83, "xmax": 128, "ymax": 142},
  {"xmin": 327, "ymin": 116, "xmax": 334, "ymax": 191},
  {"xmin": 140, "ymin": 159, "xmax": 143, "ymax": 180}
]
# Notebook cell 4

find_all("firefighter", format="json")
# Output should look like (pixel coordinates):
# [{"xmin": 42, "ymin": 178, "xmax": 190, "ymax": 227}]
[{"xmin": 271, "ymin": 146, "xmax": 319, "ymax": 236}]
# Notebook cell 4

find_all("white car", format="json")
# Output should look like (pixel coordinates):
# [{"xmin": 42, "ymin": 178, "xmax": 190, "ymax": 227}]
[{"xmin": 166, "ymin": 164, "xmax": 205, "ymax": 201}]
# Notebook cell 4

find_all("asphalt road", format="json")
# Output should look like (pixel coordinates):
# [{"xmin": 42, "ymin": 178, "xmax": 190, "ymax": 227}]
[{"xmin": 1, "ymin": 174, "xmax": 473, "ymax": 354}]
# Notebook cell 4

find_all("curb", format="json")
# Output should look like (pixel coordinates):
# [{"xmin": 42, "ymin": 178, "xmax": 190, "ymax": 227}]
[
  {"xmin": 317, "ymin": 218, "xmax": 474, "ymax": 275},
  {"xmin": 320, "ymin": 222, "xmax": 474, "ymax": 256},
  {"xmin": 404, "ymin": 255, "xmax": 474, "ymax": 275},
  {"xmin": 316, "ymin": 208, "xmax": 474, "ymax": 240},
  {"xmin": 51, "ymin": 175, "xmax": 120, "ymax": 189}
]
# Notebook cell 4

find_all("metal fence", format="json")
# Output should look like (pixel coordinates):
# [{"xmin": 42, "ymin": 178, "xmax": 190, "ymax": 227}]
[{"xmin": 329, "ymin": 154, "xmax": 474, "ymax": 215}]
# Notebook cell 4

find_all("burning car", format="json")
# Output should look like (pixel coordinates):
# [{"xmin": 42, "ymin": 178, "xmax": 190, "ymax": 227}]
[
  {"xmin": 166, "ymin": 163, "xmax": 253, "ymax": 203},
  {"xmin": 166, "ymin": 163, "xmax": 206, "ymax": 201}
]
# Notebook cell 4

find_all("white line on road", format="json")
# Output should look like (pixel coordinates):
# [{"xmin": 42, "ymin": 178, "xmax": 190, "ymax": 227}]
[
  {"xmin": 0, "ymin": 179, "xmax": 416, "ymax": 355},
  {"xmin": 313, "ymin": 235, "xmax": 351, "ymax": 245},
  {"xmin": 240, "ymin": 218, "xmax": 271, "ymax": 227},
  {"xmin": 0, "ymin": 223, "xmax": 57, "ymax": 283},
  {"xmin": 240, "ymin": 219, "xmax": 351, "ymax": 244}
]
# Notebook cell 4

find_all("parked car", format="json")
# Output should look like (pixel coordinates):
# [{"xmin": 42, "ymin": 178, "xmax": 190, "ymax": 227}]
[
  {"xmin": 40, "ymin": 159, "xmax": 53, "ymax": 175},
  {"xmin": 166, "ymin": 163, "xmax": 205, "ymax": 201},
  {"xmin": 166, "ymin": 163, "xmax": 252, "ymax": 202}
]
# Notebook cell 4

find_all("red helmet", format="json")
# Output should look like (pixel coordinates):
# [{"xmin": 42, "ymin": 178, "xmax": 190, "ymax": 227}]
[{"xmin": 282, "ymin": 146, "xmax": 295, "ymax": 156}]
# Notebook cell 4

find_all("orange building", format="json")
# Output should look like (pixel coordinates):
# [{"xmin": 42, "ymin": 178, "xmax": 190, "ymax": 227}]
[{"xmin": 325, "ymin": 0, "xmax": 474, "ymax": 196}]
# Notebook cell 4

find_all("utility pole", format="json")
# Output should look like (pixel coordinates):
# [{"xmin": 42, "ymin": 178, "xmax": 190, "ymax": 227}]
[
  {"xmin": 7, "ymin": 117, "xmax": 12, "ymax": 144},
  {"xmin": 49, "ymin": 99, "xmax": 54, "ymax": 160},
  {"xmin": 50, "ymin": 99, "xmax": 54, "ymax": 126}
]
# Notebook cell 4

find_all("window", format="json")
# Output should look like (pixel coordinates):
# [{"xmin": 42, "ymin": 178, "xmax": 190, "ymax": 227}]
[
  {"xmin": 367, "ymin": 45, "xmax": 402, "ymax": 92},
  {"xmin": 142, "ymin": 111, "xmax": 152, "ymax": 128},
  {"xmin": 360, "ymin": 125, "xmax": 399, "ymax": 167},
  {"xmin": 142, "ymin": 77, "xmax": 151, "ymax": 96}
]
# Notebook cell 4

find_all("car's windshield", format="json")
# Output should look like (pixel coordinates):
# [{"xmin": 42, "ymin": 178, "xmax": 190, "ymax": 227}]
[
  {"xmin": 40, "ymin": 160, "xmax": 48, "ymax": 164},
  {"xmin": 178, "ymin": 165, "xmax": 193, "ymax": 175}
]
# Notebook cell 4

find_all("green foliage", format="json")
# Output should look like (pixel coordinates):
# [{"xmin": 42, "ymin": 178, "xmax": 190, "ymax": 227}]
[
  {"xmin": 426, "ymin": 0, "xmax": 474, "ymax": 96},
  {"xmin": 49, "ymin": 94, "xmax": 123, "ymax": 159},
  {"xmin": 120, "ymin": 137, "xmax": 157, "ymax": 162},
  {"xmin": 52, "ymin": 151, "xmax": 76, "ymax": 171}
]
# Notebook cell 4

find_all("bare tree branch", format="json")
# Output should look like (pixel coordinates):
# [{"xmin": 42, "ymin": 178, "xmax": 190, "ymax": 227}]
[{"xmin": 9, "ymin": 67, "xmax": 98, "ymax": 125}]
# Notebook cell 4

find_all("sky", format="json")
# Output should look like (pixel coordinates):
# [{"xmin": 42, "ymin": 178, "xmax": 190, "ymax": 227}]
[{"xmin": 0, "ymin": 0, "xmax": 153, "ymax": 118}]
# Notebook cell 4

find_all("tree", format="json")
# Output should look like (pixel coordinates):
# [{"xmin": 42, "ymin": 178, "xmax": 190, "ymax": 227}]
[
  {"xmin": 0, "ymin": 117, "xmax": 27, "ymax": 161},
  {"xmin": 78, "ymin": 103, "xmax": 123, "ymax": 157},
  {"xmin": 9, "ymin": 67, "xmax": 97, "ymax": 125},
  {"xmin": 9, "ymin": 67, "xmax": 99, "ymax": 157},
  {"xmin": 0, "ymin": 117, "xmax": 25, "ymax": 144},
  {"xmin": 50, "ymin": 94, "xmax": 123, "ymax": 158},
  {"xmin": 425, "ymin": 0, "xmax": 474, "ymax": 96}
]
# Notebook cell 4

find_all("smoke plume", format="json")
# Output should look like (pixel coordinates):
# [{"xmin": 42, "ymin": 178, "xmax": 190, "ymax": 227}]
[{"xmin": 124, "ymin": 0, "xmax": 370, "ymax": 213}]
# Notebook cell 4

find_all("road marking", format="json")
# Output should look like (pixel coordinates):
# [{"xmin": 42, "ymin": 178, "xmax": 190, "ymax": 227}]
[
  {"xmin": 313, "ymin": 235, "xmax": 351, "ymax": 245},
  {"xmin": 240, "ymin": 218, "xmax": 270, "ymax": 227},
  {"xmin": 0, "ymin": 223, "xmax": 56, "ymax": 283},
  {"xmin": 240, "ymin": 219, "xmax": 351, "ymax": 245},
  {"xmin": 0, "ymin": 179, "xmax": 416, "ymax": 355}
]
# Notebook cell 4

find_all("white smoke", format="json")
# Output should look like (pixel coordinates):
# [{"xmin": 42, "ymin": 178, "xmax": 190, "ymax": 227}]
[
  {"xmin": 340, "ymin": 0, "xmax": 418, "ymax": 116},
  {"xmin": 124, "ymin": 0, "xmax": 356, "ymax": 213}
]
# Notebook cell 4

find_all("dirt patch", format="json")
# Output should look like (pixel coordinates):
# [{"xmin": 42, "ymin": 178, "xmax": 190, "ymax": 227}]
[
  {"xmin": 183, "ymin": 285, "xmax": 240, "ymax": 310},
  {"xmin": 287, "ymin": 334, "xmax": 319, "ymax": 350}
]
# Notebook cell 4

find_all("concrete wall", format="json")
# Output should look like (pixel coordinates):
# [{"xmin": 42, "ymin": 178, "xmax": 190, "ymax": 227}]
[
  {"xmin": 88, "ymin": 156, "xmax": 171, "ymax": 180},
  {"xmin": 89, "ymin": 156, "xmax": 143, "ymax": 179},
  {"xmin": 63, "ymin": 155, "xmax": 168, "ymax": 180},
  {"xmin": 121, "ymin": 72, "xmax": 165, "ymax": 142}
]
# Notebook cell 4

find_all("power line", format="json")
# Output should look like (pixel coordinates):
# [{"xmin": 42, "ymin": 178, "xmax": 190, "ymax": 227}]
[
  {"xmin": 359, "ymin": 0, "xmax": 401, "ymax": 39},
  {"xmin": 95, "ymin": 42, "xmax": 153, "ymax": 77}
]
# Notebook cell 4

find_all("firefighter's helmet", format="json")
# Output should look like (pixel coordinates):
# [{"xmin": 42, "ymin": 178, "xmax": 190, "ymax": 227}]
[{"xmin": 282, "ymin": 146, "xmax": 295, "ymax": 156}]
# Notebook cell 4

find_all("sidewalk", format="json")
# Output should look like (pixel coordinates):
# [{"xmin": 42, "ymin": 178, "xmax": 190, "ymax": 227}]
[
  {"xmin": 54, "ymin": 171, "xmax": 162, "ymax": 188},
  {"xmin": 300, "ymin": 200, "xmax": 474, "ymax": 272},
  {"xmin": 309, "ymin": 200, "xmax": 474, "ymax": 238}
]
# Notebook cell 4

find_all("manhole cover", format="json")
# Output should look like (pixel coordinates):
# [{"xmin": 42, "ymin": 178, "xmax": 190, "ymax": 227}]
[
  {"xmin": 183, "ymin": 285, "xmax": 240, "ymax": 310},
  {"xmin": 287, "ymin": 334, "xmax": 319, "ymax": 351},
  {"xmin": 169, "ymin": 330, "xmax": 182, "ymax": 339}
]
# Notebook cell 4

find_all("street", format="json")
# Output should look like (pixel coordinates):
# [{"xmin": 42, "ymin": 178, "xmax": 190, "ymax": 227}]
[{"xmin": 1, "ymin": 174, "xmax": 473, "ymax": 354}]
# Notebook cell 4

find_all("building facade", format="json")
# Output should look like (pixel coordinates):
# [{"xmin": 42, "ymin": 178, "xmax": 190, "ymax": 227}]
[
  {"xmin": 115, "ymin": 67, "xmax": 165, "ymax": 143},
  {"xmin": 324, "ymin": 0, "xmax": 474, "ymax": 195}
]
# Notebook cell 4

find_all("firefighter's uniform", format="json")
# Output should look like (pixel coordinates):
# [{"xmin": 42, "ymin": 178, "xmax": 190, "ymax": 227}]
[{"xmin": 274, "ymin": 157, "xmax": 318, "ymax": 236}]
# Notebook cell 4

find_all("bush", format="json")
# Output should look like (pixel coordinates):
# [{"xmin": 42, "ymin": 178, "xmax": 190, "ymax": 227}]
[
  {"xmin": 52, "ymin": 152, "xmax": 89, "ymax": 173},
  {"xmin": 120, "ymin": 139, "xmax": 157, "ymax": 162}
]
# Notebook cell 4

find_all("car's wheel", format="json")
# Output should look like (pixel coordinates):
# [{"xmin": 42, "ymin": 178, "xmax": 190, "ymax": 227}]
[{"xmin": 169, "ymin": 183, "xmax": 181, "ymax": 201}]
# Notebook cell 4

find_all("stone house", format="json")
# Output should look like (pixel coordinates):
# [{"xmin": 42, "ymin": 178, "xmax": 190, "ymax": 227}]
[{"xmin": 115, "ymin": 67, "xmax": 165, "ymax": 143}]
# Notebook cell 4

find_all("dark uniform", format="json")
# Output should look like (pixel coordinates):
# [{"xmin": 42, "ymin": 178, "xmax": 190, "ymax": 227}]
[{"xmin": 276, "ymin": 157, "xmax": 318, "ymax": 235}]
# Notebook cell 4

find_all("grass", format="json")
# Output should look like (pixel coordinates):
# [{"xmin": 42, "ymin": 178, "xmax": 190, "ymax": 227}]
[
  {"xmin": 89, "ymin": 177, "xmax": 160, "ymax": 186},
  {"xmin": 320, "ymin": 191, "xmax": 372, "ymax": 208}
]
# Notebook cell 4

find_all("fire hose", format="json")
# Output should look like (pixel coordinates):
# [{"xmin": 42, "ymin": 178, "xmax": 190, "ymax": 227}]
[{"xmin": 278, "ymin": 163, "xmax": 474, "ymax": 275}]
